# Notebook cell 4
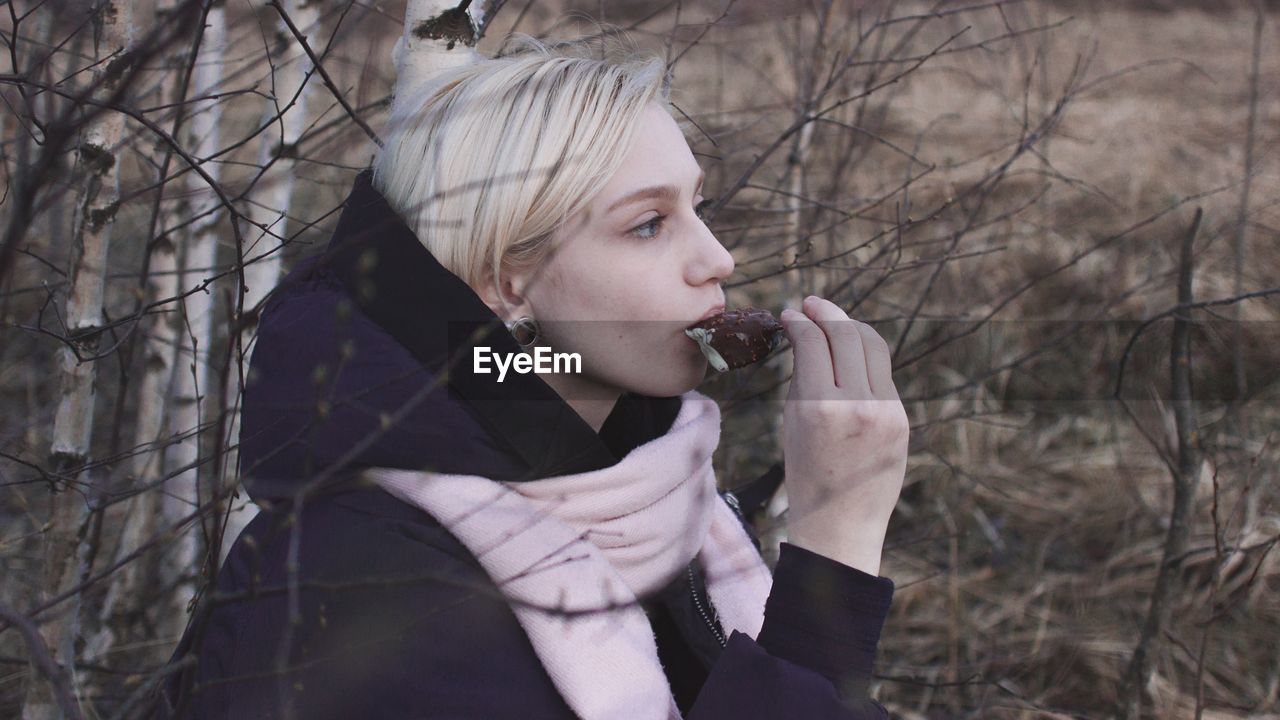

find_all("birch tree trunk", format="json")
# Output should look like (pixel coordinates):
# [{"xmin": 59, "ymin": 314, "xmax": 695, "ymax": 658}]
[
  {"xmin": 218, "ymin": 0, "xmax": 492, "ymax": 497},
  {"xmin": 390, "ymin": 0, "xmax": 487, "ymax": 114},
  {"xmin": 216, "ymin": 0, "xmax": 321, "ymax": 562},
  {"xmin": 86, "ymin": 238, "xmax": 178, "ymax": 655},
  {"xmin": 216, "ymin": 0, "xmax": 496, "ymax": 567},
  {"xmin": 23, "ymin": 0, "xmax": 133, "ymax": 717},
  {"xmin": 86, "ymin": 0, "xmax": 231, "ymax": 661},
  {"xmin": 156, "ymin": 0, "xmax": 230, "ymax": 632},
  {"xmin": 161, "ymin": 0, "xmax": 229, "ymax": 636}
]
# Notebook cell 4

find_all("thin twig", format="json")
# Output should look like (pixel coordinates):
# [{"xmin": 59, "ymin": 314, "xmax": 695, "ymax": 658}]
[
  {"xmin": 1118, "ymin": 207, "xmax": 1203, "ymax": 720},
  {"xmin": 268, "ymin": 0, "xmax": 382, "ymax": 148},
  {"xmin": 0, "ymin": 600, "xmax": 85, "ymax": 720}
]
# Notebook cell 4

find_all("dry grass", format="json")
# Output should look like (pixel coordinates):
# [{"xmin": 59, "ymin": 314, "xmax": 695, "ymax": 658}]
[
  {"xmin": 674, "ymin": 3, "xmax": 1280, "ymax": 717},
  {"xmin": 1, "ymin": 0, "xmax": 1277, "ymax": 718}
]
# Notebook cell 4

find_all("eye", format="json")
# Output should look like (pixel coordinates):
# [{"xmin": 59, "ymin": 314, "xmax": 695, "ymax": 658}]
[
  {"xmin": 629, "ymin": 215, "xmax": 666, "ymax": 240},
  {"xmin": 694, "ymin": 198, "xmax": 713, "ymax": 222}
]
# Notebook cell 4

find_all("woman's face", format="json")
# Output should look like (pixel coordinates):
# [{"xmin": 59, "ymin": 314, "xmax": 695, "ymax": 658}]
[{"xmin": 484, "ymin": 101, "xmax": 735, "ymax": 416}]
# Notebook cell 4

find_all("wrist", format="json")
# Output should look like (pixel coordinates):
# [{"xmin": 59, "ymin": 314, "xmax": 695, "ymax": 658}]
[{"xmin": 786, "ymin": 515, "xmax": 888, "ymax": 576}]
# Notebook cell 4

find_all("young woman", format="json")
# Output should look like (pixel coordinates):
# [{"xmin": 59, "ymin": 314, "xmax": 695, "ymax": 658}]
[{"xmin": 155, "ymin": 34, "xmax": 909, "ymax": 720}]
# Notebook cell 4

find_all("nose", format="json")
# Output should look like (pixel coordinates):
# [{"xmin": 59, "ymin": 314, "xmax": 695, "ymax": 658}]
[{"xmin": 688, "ymin": 219, "xmax": 735, "ymax": 285}]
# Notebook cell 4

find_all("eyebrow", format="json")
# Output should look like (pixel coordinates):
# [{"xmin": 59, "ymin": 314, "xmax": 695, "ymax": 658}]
[{"xmin": 606, "ymin": 168, "xmax": 706, "ymax": 214}]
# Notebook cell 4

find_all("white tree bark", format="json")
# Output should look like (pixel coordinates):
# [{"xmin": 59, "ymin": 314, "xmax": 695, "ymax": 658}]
[
  {"xmin": 216, "ymin": 0, "xmax": 496, "ymax": 571},
  {"xmin": 158, "ymin": 0, "xmax": 231, "ymax": 634},
  {"xmin": 83, "ymin": 233, "xmax": 177, "ymax": 663},
  {"xmin": 219, "ymin": 0, "xmax": 492, "ymax": 511},
  {"xmin": 24, "ymin": 0, "xmax": 133, "ymax": 716},
  {"xmin": 87, "ymin": 0, "xmax": 231, "ymax": 660},
  {"xmin": 217, "ymin": 0, "xmax": 321, "ymax": 556},
  {"xmin": 390, "ymin": 0, "xmax": 487, "ymax": 114}
]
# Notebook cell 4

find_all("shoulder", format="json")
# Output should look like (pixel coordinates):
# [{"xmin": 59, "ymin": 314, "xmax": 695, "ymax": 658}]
[
  {"xmin": 235, "ymin": 258, "xmax": 528, "ymax": 488},
  {"xmin": 220, "ymin": 486, "xmax": 501, "ymax": 612},
  {"xmin": 175, "ymin": 487, "xmax": 572, "ymax": 718}
]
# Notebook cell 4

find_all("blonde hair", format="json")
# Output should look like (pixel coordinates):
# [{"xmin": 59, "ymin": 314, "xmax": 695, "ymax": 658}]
[{"xmin": 371, "ymin": 33, "xmax": 672, "ymax": 312}]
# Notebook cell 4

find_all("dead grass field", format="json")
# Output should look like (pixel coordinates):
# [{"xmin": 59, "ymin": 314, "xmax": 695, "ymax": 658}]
[
  {"xmin": 2, "ymin": 0, "xmax": 1277, "ymax": 717},
  {"xmin": 585, "ymin": 2, "xmax": 1280, "ymax": 716}
]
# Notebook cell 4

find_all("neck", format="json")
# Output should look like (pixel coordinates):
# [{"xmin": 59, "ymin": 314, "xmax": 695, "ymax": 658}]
[{"xmin": 536, "ymin": 371, "xmax": 621, "ymax": 434}]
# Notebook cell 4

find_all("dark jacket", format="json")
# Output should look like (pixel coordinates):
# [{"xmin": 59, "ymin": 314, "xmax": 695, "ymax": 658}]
[{"xmin": 152, "ymin": 169, "xmax": 896, "ymax": 719}]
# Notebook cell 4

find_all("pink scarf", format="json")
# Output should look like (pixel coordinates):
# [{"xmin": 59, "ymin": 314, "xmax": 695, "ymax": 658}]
[{"xmin": 365, "ymin": 390, "xmax": 773, "ymax": 720}]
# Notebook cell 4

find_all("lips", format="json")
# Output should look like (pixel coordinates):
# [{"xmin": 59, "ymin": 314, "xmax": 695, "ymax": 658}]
[{"xmin": 693, "ymin": 303, "xmax": 726, "ymax": 326}]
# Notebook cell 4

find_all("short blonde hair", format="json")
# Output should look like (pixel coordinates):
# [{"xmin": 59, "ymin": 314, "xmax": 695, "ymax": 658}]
[{"xmin": 372, "ymin": 33, "xmax": 672, "ymax": 311}]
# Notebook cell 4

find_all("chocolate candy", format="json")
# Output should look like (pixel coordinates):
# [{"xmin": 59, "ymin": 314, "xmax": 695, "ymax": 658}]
[{"xmin": 684, "ymin": 308, "xmax": 784, "ymax": 372}]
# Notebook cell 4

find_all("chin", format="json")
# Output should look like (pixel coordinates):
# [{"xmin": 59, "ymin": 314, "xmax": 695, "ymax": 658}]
[
  {"xmin": 583, "ymin": 336, "xmax": 709, "ymax": 398},
  {"xmin": 621, "ymin": 360, "xmax": 707, "ymax": 398}
]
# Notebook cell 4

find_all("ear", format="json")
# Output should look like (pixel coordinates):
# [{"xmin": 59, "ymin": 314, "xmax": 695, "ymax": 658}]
[{"xmin": 474, "ymin": 265, "xmax": 534, "ymax": 322}]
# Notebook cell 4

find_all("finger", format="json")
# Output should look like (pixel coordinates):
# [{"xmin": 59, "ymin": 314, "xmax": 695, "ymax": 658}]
[
  {"xmin": 780, "ymin": 307, "xmax": 835, "ymax": 392},
  {"xmin": 802, "ymin": 296, "xmax": 870, "ymax": 396},
  {"xmin": 855, "ymin": 321, "xmax": 898, "ymax": 400}
]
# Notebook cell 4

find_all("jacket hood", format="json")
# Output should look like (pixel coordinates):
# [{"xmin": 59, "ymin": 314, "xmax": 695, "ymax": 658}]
[{"xmin": 237, "ymin": 169, "xmax": 682, "ymax": 502}]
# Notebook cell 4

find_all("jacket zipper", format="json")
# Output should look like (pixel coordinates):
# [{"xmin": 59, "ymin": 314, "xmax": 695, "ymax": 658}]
[
  {"xmin": 722, "ymin": 489, "xmax": 742, "ymax": 519},
  {"xmin": 688, "ymin": 562, "xmax": 727, "ymax": 648},
  {"xmin": 689, "ymin": 489, "xmax": 742, "ymax": 650}
]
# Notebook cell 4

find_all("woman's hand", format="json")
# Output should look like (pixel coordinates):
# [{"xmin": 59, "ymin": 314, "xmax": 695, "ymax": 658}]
[{"xmin": 778, "ymin": 295, "xmax": 909, "ymax": 576}]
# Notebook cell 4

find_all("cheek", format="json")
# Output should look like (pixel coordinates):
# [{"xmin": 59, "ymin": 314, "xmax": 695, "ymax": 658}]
[
  {"xmin": 546, "ymin": 264, "xmax": 621, "ymax": 320},
  {"xmin": 575, "ymin": 321, "xmax": 708, "ymax": 394},
  {"xmin": 575, "ymin": 248, "xmax": 669, "ymax": 314},
  {"xmin": 536, "ymin": 246, "xmax": 705, "ymax": 386}
]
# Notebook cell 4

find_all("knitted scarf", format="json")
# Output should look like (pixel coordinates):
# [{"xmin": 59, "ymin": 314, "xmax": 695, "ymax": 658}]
[{"xmin": 365, "ymin": 390, "xmax": 773, "ymax": 720}]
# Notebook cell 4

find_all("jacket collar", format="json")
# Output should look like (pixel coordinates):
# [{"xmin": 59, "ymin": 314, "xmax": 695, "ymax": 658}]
[{"xmin": 310, "ymin": 168, "xmax": 681, "ymax": 480}]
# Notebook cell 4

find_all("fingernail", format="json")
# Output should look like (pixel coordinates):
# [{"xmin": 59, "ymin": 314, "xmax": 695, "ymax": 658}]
[{"xmin": 804, "ymin": 295, "xmax": 818, "ymax": 307}]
